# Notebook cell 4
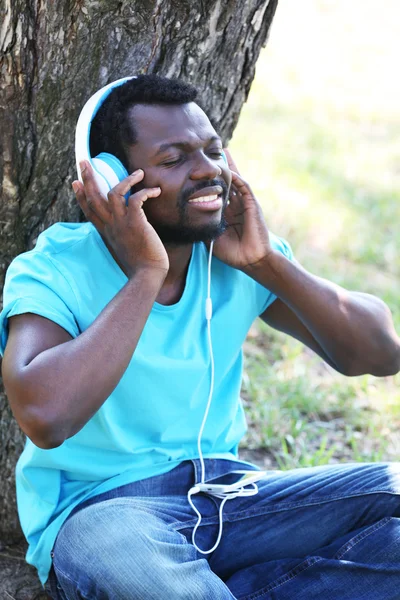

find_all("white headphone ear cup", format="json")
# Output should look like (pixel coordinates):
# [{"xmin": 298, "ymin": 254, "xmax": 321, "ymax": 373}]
[
  {"xmin": 92, "ymin": 153, "xmax": 130, "ymax": 201},
  {"xmin": 89, "ymin": 166, "xmax": 111, "ymax": 199},
  {"xmin": 94, "ymin": 152, "xmax": 129, "ymax": 183},
  {"xmin": 92, "ymin": 157, "xmax": 120, "ymax": 193}
]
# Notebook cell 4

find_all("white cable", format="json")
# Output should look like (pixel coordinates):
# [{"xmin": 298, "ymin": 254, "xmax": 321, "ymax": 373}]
[
  {"xmin": 196, "ymin": 240, "xmax": 215, "ymax": 484},
  {"xmin": 188, "ymin": 484, "xmax": 259, "ymax": 555},
  {"xmin": 188, "ymin": 487, "xmax": 230, "ymax": 555},
  {"xmin": 188, "ymin": 240, "xmax": 260, "ymax": 555}
]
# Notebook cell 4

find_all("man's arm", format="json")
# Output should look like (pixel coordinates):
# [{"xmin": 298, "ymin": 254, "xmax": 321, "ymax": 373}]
[
  {"xmin": 1, "ymin": 164, "xmax": 169, "ymax": 449},
  {"xmin": 2, "ymin": 271, "xmax": 164, "ymax": 449},
  {"xmin": 256, "ymin": 254, "xmax": 400, "ymax": 377},
  {"xmin": 213, "ymin": 149, "xmax": 400, "ymax": 377}
]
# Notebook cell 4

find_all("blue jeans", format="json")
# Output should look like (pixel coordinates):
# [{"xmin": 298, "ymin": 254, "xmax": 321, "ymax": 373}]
[{"xmin": 45, "ymin": 459, "xmax": 400, "ymax": 599}]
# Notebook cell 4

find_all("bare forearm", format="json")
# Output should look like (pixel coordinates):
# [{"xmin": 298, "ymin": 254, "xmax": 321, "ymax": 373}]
[
  {"xmin": 21, "ymin": 268, "xmax": 165, "ymax": 446},
  {"xmin": 246, "ymin": 252, "xmax": 400, "ymax": 376}
]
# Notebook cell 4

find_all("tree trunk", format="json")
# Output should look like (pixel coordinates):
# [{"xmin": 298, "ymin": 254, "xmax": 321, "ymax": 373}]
[{"xmin": 0, "ymin": 0, "xmax": 278, "ymax": 595}]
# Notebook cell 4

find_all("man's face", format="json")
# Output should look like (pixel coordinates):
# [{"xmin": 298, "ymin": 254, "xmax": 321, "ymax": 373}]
[{"xmin": 124, "ymin": 102, "xmax": 232, "ymax": 245}]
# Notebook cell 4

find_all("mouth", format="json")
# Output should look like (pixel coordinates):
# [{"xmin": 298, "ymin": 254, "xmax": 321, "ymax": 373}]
[{"xmin": 187, "ymin": 186, "xmax": 224, "ymax": 211}]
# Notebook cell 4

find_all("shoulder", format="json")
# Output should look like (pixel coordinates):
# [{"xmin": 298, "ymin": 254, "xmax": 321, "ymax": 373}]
[
  {"xmin": 3, "ymin": 222, "xmax": 100, "ymax": 306},
  {"xmin": 33, "ymin": 222, "xmax": 97, "ymax": 257},
  {"xmin": 5, "ymin": 222, "xmax": 102, "ymax": 283}
]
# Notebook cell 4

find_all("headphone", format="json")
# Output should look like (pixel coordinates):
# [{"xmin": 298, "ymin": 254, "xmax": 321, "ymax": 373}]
[
  {"xmin": 75, "ymin": 76, "xmax": 136, "ymax": 198},
  {"xmin": 75, "ymin": 76, "xmax": 227, "ymax": 198}
]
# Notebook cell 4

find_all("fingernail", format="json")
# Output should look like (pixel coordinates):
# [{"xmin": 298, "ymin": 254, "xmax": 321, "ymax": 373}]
[
  {"xmin": 79, "ymin": 160, "xmax": 87, "ymax": 172},
  {"xmin": 132, "ymin": 169, "xmax": 143, "ymax": 175},
  {"xmin": 72, "ymin": 182, "xmax": 79, "ymax": 193}
]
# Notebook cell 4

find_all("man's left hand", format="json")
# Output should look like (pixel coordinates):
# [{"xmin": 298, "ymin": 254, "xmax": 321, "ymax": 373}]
[{"xmin": 213, "ymin": 149, "xmax": 274, "ymax": 272}]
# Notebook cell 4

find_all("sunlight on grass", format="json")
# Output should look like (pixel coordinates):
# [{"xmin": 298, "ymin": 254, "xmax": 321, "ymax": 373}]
[{"xmin": 232, "ymin": 0, "xmax": 400, "ymax": 467}]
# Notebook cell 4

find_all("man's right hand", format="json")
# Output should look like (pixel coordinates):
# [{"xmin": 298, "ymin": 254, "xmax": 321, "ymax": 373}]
[{"xmin": 72, "ymin": 161, "xmax": 169, "ymax": 278}]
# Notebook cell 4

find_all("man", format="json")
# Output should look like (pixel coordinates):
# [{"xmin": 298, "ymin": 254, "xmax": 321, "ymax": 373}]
[{"xmin": 1, "ymin": 74, "xmax": 400, "ymax": 600}]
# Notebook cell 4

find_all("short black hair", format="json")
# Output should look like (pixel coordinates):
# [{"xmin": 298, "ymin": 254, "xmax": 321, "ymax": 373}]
[{"xmin": 90, "ymin": 74, "xmax": 198, "ymax": 170}]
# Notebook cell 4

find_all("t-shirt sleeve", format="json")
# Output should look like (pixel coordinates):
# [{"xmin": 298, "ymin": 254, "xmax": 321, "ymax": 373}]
[
  {"xmin": 0, "ymin": 251, "xmax": 80, "ymax": 356},
  {"xmin": 252, "ymin": 231, "xmax": 295, "ymax": 316}
]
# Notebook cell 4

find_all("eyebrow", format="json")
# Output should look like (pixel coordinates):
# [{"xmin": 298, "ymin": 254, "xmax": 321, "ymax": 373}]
[{"xmin": 154, "ymin": 135, "xmax": 222, "ymax": 157}]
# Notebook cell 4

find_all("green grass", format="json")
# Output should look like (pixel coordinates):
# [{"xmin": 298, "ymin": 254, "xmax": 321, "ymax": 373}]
[{"xmin": 231, "ymin": 0, "xmax": 400, "ymax": 468}]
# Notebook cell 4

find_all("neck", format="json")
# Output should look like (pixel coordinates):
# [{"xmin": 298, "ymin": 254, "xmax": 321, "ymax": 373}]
[
  {"xmin": 102, "ymin": 235, "xmax": 194, "ymax": 305},
  {"xmin": 163, "ymin": 242, "xmax": 193, "ymax": 285},
  {"xmin": 155, "ymin": 242, "xmax": 193, "ymax": 305}
]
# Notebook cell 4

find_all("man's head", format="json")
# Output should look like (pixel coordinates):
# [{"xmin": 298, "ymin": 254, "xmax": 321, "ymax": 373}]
[{"xmin": 90, "ymin": 74, "xmax": 231, "ymax": 245}]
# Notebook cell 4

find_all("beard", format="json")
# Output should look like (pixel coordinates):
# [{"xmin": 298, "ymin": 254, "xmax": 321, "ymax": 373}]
[
  {"xmin": 149, "ymin": 178, "xmax": 229, "ymax": 246},
  {"xmin": 153, "ymin": 214, "xmax": 228, "ymax": 245}
]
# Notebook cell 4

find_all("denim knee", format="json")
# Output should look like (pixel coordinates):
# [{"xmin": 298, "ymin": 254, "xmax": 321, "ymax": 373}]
[{"xmin": 52, "ymin": 499, "xmax": 228, "ymax": 599}]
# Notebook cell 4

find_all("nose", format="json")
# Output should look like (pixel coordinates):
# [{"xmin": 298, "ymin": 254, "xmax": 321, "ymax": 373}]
[{"xmin": 189, "ymin": 152, "xmax": 222, "ymax": 181}]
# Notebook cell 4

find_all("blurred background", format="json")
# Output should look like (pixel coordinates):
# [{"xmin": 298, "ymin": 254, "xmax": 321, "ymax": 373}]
[{"xmin": 230, "ymin": 0, "xmax": 400, "ymax": 468}]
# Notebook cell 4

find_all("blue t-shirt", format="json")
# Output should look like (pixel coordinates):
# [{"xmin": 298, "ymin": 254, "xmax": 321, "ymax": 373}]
[{"xmin": 0, "ymin": 222, "xmax": 294, "ymax": 584}]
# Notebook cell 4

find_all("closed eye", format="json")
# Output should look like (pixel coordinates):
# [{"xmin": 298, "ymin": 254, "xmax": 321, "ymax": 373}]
[
  {"xmin": 208, "ymin": 150, "xmax": 223, "ymax": 159},
  {"xmin": 162, "ymin": 149, "xmax": 222, "ymax": 166},
  {"xmin": 162, "ymin": 157, "xmax": 183, "ymax": 167}
]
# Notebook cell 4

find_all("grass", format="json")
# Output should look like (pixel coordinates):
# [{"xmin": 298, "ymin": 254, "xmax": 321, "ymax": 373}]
[{"xmin": 231, "ymin": 0, "xmax": 400, "ymax": 469}]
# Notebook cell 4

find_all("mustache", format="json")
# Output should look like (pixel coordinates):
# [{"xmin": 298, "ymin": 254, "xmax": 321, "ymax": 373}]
[{"xmin": 179, "ymin": 179, "xmax": 229, "ymax": 206}]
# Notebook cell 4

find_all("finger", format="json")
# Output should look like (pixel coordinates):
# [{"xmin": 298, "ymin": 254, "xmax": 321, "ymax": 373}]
[
  {"xmin": 114, "ymin": 168, "xmax": 145, "ymax": 195},
  {"xmin": 230, "ymin": 171, "xmax": 253, "ymax": 197},
  {"xmin": 228, "ymin": 178, "xmax": 242, "ymax": 204},
  {"xmin": 72, "ymin": 181, "xmax": 105, "ymax": 231},
  {"xmin": 79, "ymin": 161, "xmax": 112, "ymax": 222},
  {"xmin": 227, "ymin": 189, "xmax": 237, "ymax": 206},
  {"xmin": 107, "ymin": 169, "xmax": 145, "ymax": 217},
  {"xmin": 128, "ymin": 186, "xmax": 161, "ymax": 209},
  {"xmin": 223, "ymin": 148, "xmax": 241, "ymax": 175}
]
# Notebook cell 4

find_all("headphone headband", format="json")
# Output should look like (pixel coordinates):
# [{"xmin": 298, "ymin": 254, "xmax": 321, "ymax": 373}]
[{"xmin": 75, "ymin": 76, "xmax": 137, "ymax": 196}]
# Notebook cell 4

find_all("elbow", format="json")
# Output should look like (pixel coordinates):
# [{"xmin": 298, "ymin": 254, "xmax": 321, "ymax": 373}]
[
  {"xmin": 11, "ymin": 400, "xmax": 68, "ymax": 449},
  {"xmin": 32, "ymin": 432, "xmax": 65, "ymax": 450},
  {"xmin": 366, "ymin": 363, "xmax": 399, "ymax": 378},
  {"xmin": 5, "ymin": 380, "xmax": 68, "ymax": 450},
  {"xmin": 3, "ymin": 368, "xmax": 69, "ymax": 449},
  {"xmin": 26, "ymin": 403, "xmax": 70, "ymax": 448},
  {"xmin": 372, "ymin": 341, "xmax": 400, "ymax": 377},
  {"xmin": 30, "ymin": 436, "xmax": 64, "ymax": 450},
  {"xmin": 376, "ymin": 353, "xmax": 400, "ymax": 377},
  {"xmin": 22, "ymin": 412, "xmax": 67, "ymax": 449},
  {"xmin": 345, "ymin": 345, "xmax": 400, "ymax": 378}
]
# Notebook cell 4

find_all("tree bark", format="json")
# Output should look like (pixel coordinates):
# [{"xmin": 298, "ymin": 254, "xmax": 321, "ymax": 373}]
[{"xmin": 0, "ymin": 0, "xmax": 278, "ymax": 595}]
